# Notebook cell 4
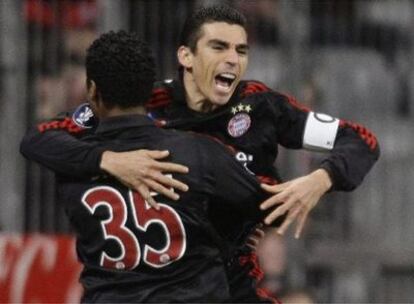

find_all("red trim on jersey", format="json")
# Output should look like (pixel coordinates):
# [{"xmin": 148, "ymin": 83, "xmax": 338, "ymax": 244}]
[
  {"xmin": 339, "ymin": 120, "xmax": 378, "ymax": 150},
  {"xmin": 284, "ymin": 94, "xmax": 310, "ymax": 113},
  {"xmin": 145, "ymin": 88, "xmax": 171, "ymax": 109},
  {"xmin": 152, "ymin": 87, "xmax": 169, "ymax": 95},
  {"xmin": 145, "ymin": 98, "xmax": 171, "ymax": 109},
  {"xmin": 241, "ymin": 81, "xmax": 271, "ymax": 98},
  {"xmin": 238, "ymin": 252, "xmax": 264, "ymax": 283},
  {"xmin": 37, "ymin": 117, "xmax": 85, "ymax": 134},
  {"xmin": 239, "ymin": 252, "xmax": 281, "ymax": 304}
]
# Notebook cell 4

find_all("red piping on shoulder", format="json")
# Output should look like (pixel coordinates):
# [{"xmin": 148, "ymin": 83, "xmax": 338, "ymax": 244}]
[
  {"xmin": 37, "ymin": 117, "xmax": 85, "ymax": 134},
  {"xmin": 241, "ymin": 81, "xmax": 271, "ymax": 98}
]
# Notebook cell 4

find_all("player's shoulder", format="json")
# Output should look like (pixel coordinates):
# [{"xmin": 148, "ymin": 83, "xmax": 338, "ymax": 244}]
[
  {"xmin": 37, "ymin": 102, "xmax": 97, "ymax": 134},
  {"xmin": 238, "ymin": 80, "xmax": 285, "ymax": 99},
  {"xmin": 239, "ymin": 80, "xmax": 270, "ymax": 95},
  {"xmin": 238, "ymin": 80, "xmax": 310, "ymax": 111}
]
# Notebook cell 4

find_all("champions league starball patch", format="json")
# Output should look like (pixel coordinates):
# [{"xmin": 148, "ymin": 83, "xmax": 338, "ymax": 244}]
[
  {"xmin": 72, "ymin": 103, "xmax": 95, "ymax": 128},
  {"xmin": 227, "ymin": 113, "xmax": 251, "ymax": 137}
]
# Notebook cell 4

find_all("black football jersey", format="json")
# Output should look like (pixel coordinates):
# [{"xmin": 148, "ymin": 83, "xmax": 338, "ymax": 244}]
[
  {"xmin": 20, "ymin": 79, "xmax": 379, "ymax": 303},
  {"xmin": 57, "ymin": 114, "xmax": 267, "ymax": 302},
  {"xmin": 145, "ymin": 80, "xmax": 379, "ymax": 191}
]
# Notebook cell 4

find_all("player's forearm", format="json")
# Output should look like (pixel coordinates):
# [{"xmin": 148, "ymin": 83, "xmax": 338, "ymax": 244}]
[
  {"xmin": 20, "ymin": 127, "xmax": 105, "ymax": 177},
  {"xmin": 100, "ymin": 151, "xmax": 119, "ymax": 174},
  {"xmin": 320, "ymin": 125, "xmax": 380, "ymax": 191}
]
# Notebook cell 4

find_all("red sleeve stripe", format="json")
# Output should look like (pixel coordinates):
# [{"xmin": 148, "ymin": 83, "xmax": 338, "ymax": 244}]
[
  {"xmin": 284, "ymin": 94, "xmax": 310, "ymax": 113},
  {"xmin": 37, "ymin": 117, "xmax": 85, "ymax": 134},
  {"xmin": 239, "ymin": 252, "xmax": 264, "ymax": 281},
  {"xmin": 340, "ymin": 120, "xmax": 378, "ymax": 150}
]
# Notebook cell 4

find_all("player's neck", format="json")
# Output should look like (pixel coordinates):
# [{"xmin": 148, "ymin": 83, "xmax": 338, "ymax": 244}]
[
  {"xmin": 102, "ymin": 106, "xmax": 146, "ymax": 118},
  {"xmin": 183, "ymin": 72, "xmax": 217, "ymax": 113}
]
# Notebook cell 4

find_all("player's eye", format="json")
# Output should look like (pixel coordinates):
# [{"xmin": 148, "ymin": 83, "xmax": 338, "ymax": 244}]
[
  {"xmin": 212, "ymin": 44, "xmax": 225, "ymax": 50},
  {"xmin": 237, "ymin": 47, "xmax": 249, "ymax": 56}
]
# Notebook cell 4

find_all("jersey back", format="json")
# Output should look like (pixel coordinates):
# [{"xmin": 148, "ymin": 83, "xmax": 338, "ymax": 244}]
[{"xmin": 58, "ymin": 118, "xmax": 264, "ymax": 302}]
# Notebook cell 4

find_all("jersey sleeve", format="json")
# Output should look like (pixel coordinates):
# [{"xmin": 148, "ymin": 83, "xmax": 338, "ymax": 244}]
[
  {"xmin": 265, "ymin": 90, "xmax": 380, "ymax": 191},
  {"xmin": 20, "ymin": 103, "xmax": 105, "ymax": 177},
  {"xmin": 319, "ymin": 120, "xmax": 380, "ymax": 191}
]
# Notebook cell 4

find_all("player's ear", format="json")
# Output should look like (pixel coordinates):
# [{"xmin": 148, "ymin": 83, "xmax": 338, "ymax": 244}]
[
  {"xmin": 87, "ymin": 80, "xmax": 98, "ymax": 102},
  {"xmin": 177, "ymin": 46, "xmax": 193, "ymax": 68},
  {"xmin": 87, "ymin": 79, "xmax": 100, "ymax": 110}
]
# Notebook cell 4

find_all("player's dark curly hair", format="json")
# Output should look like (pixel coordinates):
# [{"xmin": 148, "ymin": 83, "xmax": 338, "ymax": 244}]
[
  {"xmin": 179, "ymin": 5, "xmax": 247, "ymax": 52},
  {"xmin": 86, "ymin": 30, "xmax": 156, "ymax": 108}
]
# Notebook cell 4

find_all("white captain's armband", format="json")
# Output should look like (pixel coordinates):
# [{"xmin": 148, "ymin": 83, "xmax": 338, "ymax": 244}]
[{"xmin": 303, "ymin": 112, "xmax": 339, "ymax": 151}]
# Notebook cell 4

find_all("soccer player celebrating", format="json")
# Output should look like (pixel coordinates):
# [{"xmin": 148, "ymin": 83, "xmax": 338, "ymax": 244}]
[
  {"xmin": 25, "ymin": 30, "xmax": 280, "ymax": 302},
  {"xmin": 21, "ymin": 5, "xmax": 379, "ymax": 303}
]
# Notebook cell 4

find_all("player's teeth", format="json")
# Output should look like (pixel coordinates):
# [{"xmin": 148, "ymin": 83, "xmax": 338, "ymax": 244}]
[{"xmin": 219, "ymin": 73, "xmax": 236, "ymax": 80}]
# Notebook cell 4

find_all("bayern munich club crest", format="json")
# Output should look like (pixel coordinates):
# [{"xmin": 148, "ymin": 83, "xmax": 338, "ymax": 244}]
[{"xmin": 227, "ymin": 113, "xmax": 251, "ymax": 137}]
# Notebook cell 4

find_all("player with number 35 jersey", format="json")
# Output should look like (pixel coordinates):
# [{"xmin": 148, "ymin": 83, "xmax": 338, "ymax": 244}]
[{"xmin": 58, "ymin": 114, "xmax": 270, "ymax": 302}]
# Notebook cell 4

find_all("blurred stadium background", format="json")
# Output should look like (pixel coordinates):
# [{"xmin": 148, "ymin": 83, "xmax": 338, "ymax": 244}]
[{"xmin": 1, "ymin": 0, "xmax": 413, "ymax": 302}]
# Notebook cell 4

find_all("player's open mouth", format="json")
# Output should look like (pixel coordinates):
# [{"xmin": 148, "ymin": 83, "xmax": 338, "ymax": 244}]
[{"xmin": 214, "ymin": 73, "xmax": 236, "ymax": 92}]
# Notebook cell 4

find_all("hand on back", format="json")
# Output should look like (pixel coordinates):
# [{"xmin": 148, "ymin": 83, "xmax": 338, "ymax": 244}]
[{"xmin": 100, "ymin": 149, "xmax": 189, "ymax": 209}]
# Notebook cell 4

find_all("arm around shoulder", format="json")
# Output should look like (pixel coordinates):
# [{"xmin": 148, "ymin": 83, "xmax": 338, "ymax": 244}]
[{"xmin": 20, "ymin": 106, "xmax": 105, "ymax": 177}]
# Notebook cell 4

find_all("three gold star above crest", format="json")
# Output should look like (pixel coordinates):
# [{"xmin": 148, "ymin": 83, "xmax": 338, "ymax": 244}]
[{"xmin": 231, "ymin": 103, "xmax": 252, "ymax": 115}]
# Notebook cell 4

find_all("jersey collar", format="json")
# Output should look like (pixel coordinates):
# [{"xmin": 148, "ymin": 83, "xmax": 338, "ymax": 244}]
[
  {"xmin": 158, "ymin": 79, "xmax": 244, "ymax": 128},
  {"xmin": 95, "ymin": 114, "xmax": 155, "ymax": 134}
]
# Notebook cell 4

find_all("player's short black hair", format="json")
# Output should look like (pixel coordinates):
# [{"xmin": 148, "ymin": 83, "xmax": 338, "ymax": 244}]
[
  {"xmin": 86, "ymin": 30, "xmax": 156, "ymax": 108},
  {"xmin": 179, "ymin": 5, "xmax": 247, "ymax": 52}
]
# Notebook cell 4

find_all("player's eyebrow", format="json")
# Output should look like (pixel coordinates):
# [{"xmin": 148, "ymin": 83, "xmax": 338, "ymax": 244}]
[
  {"xmin": 208, "ymin": 39, "xmax": 249, "ymax": 51},
  {"xmin": 208, "ymin": 39, "xmax": 229, "ymax": 48}
]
